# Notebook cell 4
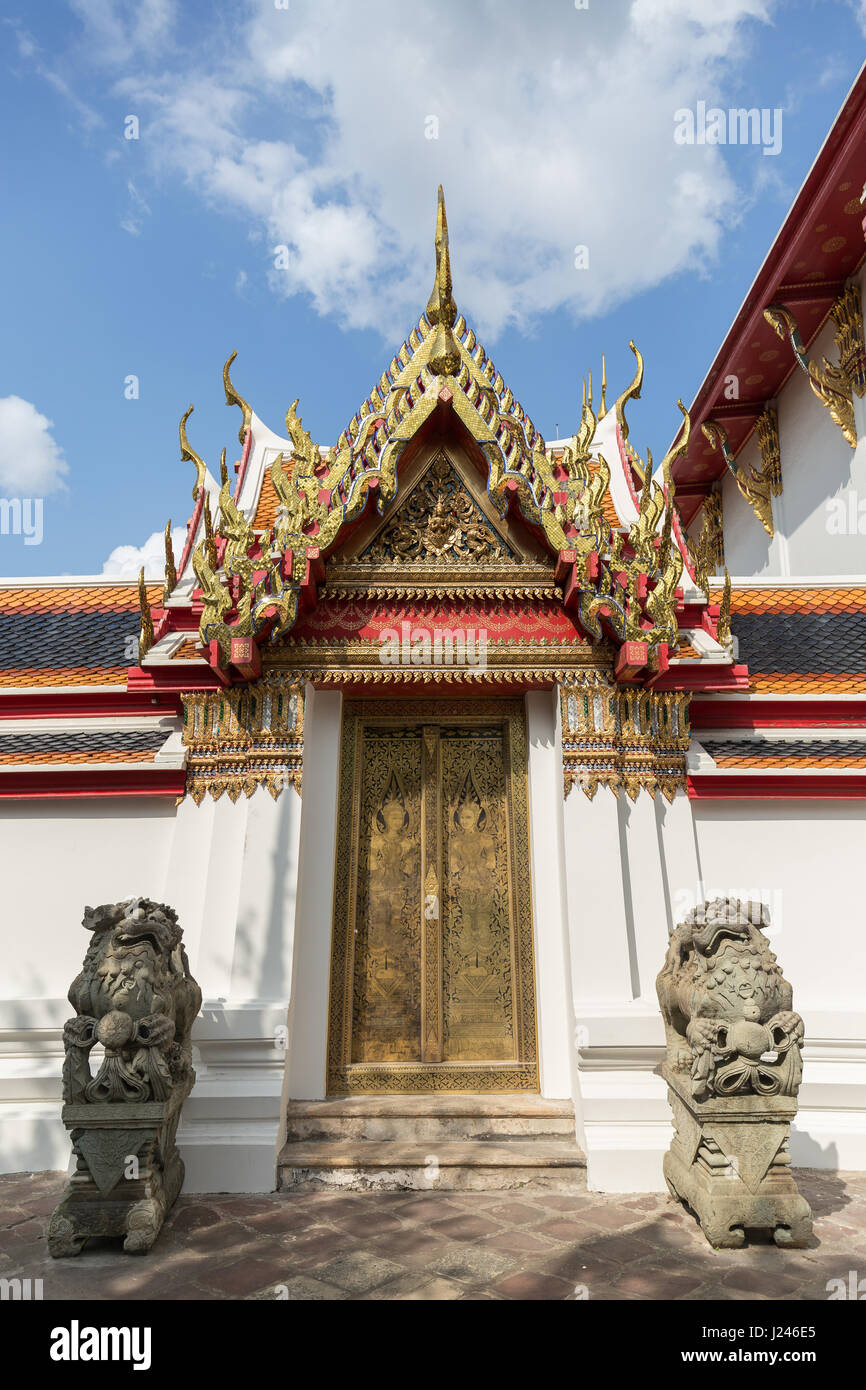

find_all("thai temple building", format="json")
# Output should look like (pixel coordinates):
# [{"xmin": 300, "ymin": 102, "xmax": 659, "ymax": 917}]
[{"xmin": 2, "ymin": 77, "xmax": 865, "ymax": 1199}]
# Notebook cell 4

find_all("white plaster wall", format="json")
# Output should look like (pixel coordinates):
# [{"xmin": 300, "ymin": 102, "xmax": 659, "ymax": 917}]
[
  {"xmin": 0, "ymin": 783, "xmax": 304, "ymax": 1192},
  {"xmin": 690, "ymin": 800, "xmax": 866, "ymax": 1013},
  {"xmin": 0, "ymin": 799, "xmax": 177, "ymax": 1000},
  {"xmin": 0, "ymin": 798, "xmax": 177, "ymax": 1175},
  {"xmin": 720, "ymin": 431, "xmax": 784, "ymax": 578},
  {"xmin": 568, "ymin": 787, "xmax": 866, "ymax": 1191}
]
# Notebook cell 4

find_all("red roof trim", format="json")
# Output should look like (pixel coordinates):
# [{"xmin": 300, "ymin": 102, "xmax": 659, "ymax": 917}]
[{"xmin": 671, "ymin": 64, "xmax": 866, "ymax": 525}]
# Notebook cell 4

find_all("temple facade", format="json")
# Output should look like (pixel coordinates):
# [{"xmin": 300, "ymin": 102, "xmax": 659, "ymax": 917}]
[{"xmin": 2, "ymin": 80, "xmax": 865, "ymax": 1196}]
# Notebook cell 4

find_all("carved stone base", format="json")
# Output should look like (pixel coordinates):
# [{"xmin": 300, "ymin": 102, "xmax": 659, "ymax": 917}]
[
  {"xmin": 48, "ymin": 1099, "xmax": 186, "ymax": 1257},
  {"xmin": 662, "ymin": 1069, "xmax": 812, "ymax": 1249}
]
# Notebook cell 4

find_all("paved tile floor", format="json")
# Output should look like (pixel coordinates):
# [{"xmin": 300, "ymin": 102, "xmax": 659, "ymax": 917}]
[{"xmin": 2, "ymin": 1170, "xmax": 864, "ymax": 1300}]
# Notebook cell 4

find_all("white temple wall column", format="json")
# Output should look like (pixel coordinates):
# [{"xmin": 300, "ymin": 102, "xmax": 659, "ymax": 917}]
[
  {"xmin": 283, "ymin": 685, "xmax": 343, "ymax": 1101},
  {"xmin": 174, "ymin": 786, "xmax": 303, "ymax": 1193},
  {"xmin": 568, "ymin": 786, "xmax": 704, "ymax": 1192},
  {"xmin": 524, "ymin": 690, "xmax": 574, "ymax": 1101}
]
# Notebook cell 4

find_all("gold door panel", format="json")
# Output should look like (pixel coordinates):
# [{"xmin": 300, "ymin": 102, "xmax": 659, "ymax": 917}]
[{"xmin": 327, "ymin": 698, "xmax": 538, "ymax": 1093}]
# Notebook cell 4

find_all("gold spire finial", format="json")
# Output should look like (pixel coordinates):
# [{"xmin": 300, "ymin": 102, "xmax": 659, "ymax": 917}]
[
  {"xmin": 426, "ymin": 185, "xmax": 457, "ymax": 330},
  {"xmin": 599, "ymin": 355, "xmax": 608, "ymax": 420}
]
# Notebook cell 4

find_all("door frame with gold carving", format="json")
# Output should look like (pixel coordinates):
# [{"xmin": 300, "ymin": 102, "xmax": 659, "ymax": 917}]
[{"xmin": 326, "ymin": 697, "xmax": 539, "ymax": 1093}]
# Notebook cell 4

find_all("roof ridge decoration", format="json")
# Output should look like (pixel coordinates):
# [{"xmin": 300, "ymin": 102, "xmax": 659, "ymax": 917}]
[{"xmin": 180, "ymin": 189, "xmax": 704, "ymax": 677}]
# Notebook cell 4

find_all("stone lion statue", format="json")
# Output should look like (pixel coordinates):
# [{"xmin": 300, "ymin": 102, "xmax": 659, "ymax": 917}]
[
  {"xmin": 61, "ymin": 897, "xmax": 200, "ymax": 1107},
  {"xmin": 656, "ymin": 897, "xmax": 804, "ymax": 1101},
  {"xmin": 49, "ymin": 898, "xmax": 201, "ymax": 1257}
]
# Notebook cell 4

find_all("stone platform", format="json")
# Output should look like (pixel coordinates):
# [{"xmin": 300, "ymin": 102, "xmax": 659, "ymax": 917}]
[
  {"xmin": 278, "ymin": 1094, "xmax": 586, "ymax": 1192},
  {"xmin": 3, "ymin": 1169, "xmax": 864, "ymax": 1300}
]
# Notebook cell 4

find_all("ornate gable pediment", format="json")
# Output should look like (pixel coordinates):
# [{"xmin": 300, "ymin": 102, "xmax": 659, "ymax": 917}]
[
  {"xmin": 360, "ymin": 453, "xmax": 515, "ymax": 565},
  {"xmin": 325, "ymin": 445, "xmax": 556, "ymax": 599}
]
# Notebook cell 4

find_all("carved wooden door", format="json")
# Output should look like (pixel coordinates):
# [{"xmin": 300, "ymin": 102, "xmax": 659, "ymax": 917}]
[{"xmin": 327, "ymin": 699, "xmax": 539, "ymax": 1093}]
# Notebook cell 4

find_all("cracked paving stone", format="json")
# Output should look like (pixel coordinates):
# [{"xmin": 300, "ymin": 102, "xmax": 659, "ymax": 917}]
[
  {"xmin": 613, "ymin": 1264, "xmax": 705, "ymax": 1298},
  {"xmin": 429, "ymin": 1214, "xmax": 501, "ymax": 1240},
  {"xmin": 484, "ymin": 1202, "xmax": 545, "ymax": 1226},
  {"xmin": 315, "ymin": 1250, "xmax": 408, "ymax": 1294},
  {"xmin": 361, "ymin": 1272, "xmax": 465, "ymax": 1301},
  {"xmin": 493, "ymin": 1271, "xmax": 575, "ymax": 1300},
  {"xmin": 251, "ymin": 1275, "xmax": 348, "ymax": 1301},
  {"xmin": 428, "ymin": 1245, "xmax": 514, "ymax": 1284}
]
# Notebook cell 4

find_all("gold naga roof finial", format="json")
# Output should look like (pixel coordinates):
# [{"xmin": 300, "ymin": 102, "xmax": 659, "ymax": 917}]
[
  {"xmin": 180, "ymin": 405, "xmax": 208, "ymax": 501},
  {"xmin": 614, "ymin": 340, "xmax": 644, "ymax": 442},
  {"xmin": 426, "ymin": 186, "xmax": 461, "ymax": 376},
  {"xmin": 138, "ymin": 567, "xmax": 154, "ymax": 660},
  {"xmin": 223, "ymin": 351, "xmax": 253, "ymax": 446},
  {"xmin": 599, "ymin": 355, "xmax": 608, "ymax": 420},
  {"xmin": 163, "ymin": 519, "xmax": 177, "ymax": 603}
]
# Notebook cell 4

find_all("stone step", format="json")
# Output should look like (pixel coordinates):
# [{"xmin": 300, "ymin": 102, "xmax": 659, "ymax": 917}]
[
  {"xmin": 285, "ymin": 1093, "xmax": 576, "ymax": 1143},
  {"xmin": 278, "ymin": 1138, "xmax": 587, "ymax": 1193},
  {"xmin": 279, "ymin": 1095, "xmax": 586, "ymax": 1192}
]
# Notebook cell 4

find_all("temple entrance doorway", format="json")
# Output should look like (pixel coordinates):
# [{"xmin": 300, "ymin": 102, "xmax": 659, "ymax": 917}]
[{"xmin": 326, "ymin": 698, "xmax": 539, "ymax": 1093}]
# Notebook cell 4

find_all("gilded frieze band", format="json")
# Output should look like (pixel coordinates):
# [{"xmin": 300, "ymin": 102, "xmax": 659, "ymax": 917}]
[
  {"xmin": 181, "ymin": 676, "xmax": 304, "ymax": 803},
  {"xmin": 559, "ymin": 673, "xmax": 690, "ymax": 801}
]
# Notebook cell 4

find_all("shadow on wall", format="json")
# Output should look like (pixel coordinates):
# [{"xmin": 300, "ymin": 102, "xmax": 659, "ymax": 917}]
[
  {"xmin": 4, "ymin": 1114, "xmax": 69, "ymax": 1176},
  {"xmin": 790, "ymin": 1129, "xmax": 840, "ymax": 1177},
  {"xmin": 231, "ymin": 787, "xmax": 299, "ymax": 1000}
]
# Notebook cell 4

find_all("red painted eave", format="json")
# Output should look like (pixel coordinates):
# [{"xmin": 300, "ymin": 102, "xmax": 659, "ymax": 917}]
[
  {"xmin": 0, "ymin": 769, "xmax": 187, "ymax": 799},
  {"xmin": 690, "ymin": 697, "xmax": 866, "ymax": 729},
  {"xmin": 688, "ymin": 772, "xmax": 866, "ymax": 799},
  {"xmin": 0, "ymin": 690, "xmax": 182, "ymax": 719}
]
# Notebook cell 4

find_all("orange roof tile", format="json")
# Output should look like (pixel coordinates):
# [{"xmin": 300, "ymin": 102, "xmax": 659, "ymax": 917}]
[
  {"xmin": 747, "ymin": 671, "xmax": 866, "ymax": 694},
  {"xmin": 0, "ymin": 667, "xmax": 128, "ymax": 688},
  {"xmin": 0, "ymin": 584, "xmax": 161, "ymax": 615},
  {"xmin": 709, "ymin": 752, "xmax": 866, "ymax": 768},
  {"xmin": 710, "ymin": 586, "xmax": 866, "ymax": 615},
  {"xmin": 252, "ymin": 471, "xmax": 281, "ymax": 530},
  {"xmin": 0, "ymin": 749, "xmax": 159, "ymax": 766}
]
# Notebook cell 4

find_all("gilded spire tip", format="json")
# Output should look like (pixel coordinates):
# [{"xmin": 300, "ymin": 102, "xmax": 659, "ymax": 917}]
[{"xmin": 426, "ymin": 185, "xmax": 457, "ymax": 330}]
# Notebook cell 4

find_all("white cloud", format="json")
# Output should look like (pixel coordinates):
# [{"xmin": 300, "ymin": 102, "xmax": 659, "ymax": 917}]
[
  {"xmin": 0, "ymin": 396, "xmax": 69, "ymax": 497},
  {"xmin": 23, "ymin": 0, "xmax": 784, "ymax": 342},
  {"xmin": 102, "ymin": 0, "xmax": 778, "ymax": 340},
  {"xmin": 102, "ymin": 525, "xmax": 186, "ymax": 579},
  {"xmin": 120, "ymin": 179, "xmax": 151, "ymax": 237},
  {"xmin": 68, "ymin": 0, "xmax": 176, "ymax": 64}
]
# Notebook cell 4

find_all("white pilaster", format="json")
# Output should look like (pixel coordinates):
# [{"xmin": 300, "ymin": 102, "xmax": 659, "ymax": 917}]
[
  {"xmin": 565, "ymin": 788, "xmax": 634, "ymax": 1006},
  {"xmin": 525, "ymin": 690, "xmax": 574, "ymax": 1100},
  {"xmin": 284, "ymin": 685, "xmax": 343, "ymax": 1100}
]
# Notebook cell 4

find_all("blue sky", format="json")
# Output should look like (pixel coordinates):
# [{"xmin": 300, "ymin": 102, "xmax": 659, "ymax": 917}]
[{"xmin": 0, "ymin": 0, "xmax": 864, "ymax": 577}]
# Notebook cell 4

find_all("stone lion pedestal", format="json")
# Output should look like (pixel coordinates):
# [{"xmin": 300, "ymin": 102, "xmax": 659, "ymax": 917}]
[
  {"xmin": 48, "ymin": 898, "xmax": 201, "ymax": 1257},
  {"xmin": 657, "ymin": 897, "xmax": 812, "ymax": 1249},
  {"xmin": 663, "ymin": 1070, "xmax": 812, "ymax": 1248}
]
